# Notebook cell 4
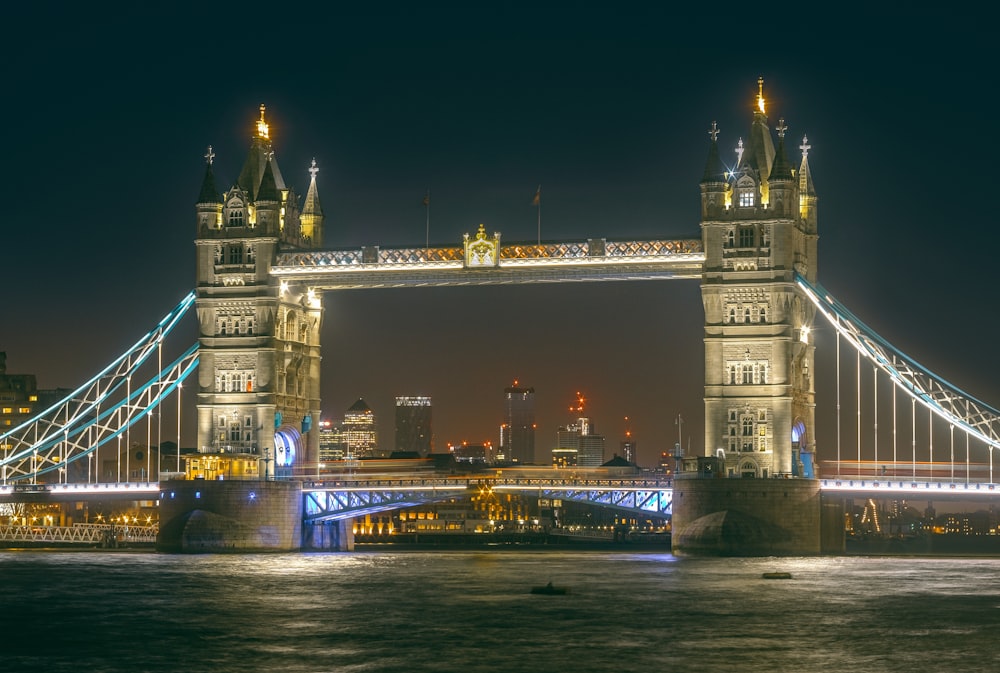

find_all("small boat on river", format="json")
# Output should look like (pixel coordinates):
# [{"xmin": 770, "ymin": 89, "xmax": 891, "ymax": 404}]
[
  {"xmin": 530, "ymin": 582, "xmax": 569, "ymax": 595},
  {"xmin": 761, "ymin": 572, "xmax": 793, "ymax": 580}
]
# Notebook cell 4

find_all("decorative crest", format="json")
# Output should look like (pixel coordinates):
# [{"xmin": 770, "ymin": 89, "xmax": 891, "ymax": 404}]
[{"xmin": 463, "ymin": 224, "xmax": 501, "ymax": 268}]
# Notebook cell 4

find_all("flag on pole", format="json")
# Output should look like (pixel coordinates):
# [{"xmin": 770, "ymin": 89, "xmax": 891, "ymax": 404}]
[{"xmin": 532, "ymin": 185, "xmax": 541, "ymax": 206}]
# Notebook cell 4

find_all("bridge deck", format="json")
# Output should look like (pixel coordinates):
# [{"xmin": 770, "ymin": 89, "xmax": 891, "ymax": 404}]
[{"xmin": 271, "ymin": 238, "xmax": 704, "ymax": 288}]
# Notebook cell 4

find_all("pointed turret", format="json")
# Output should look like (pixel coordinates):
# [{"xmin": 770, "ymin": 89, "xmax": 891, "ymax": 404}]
[
  {"xmin": 255, "ymin": 159, "xmax": 281, "ymax": 235},
  {"xmin": 740, "ymin": 77, "xmax": 776, "ymax": 178},
  {"xmin": 767, "ymin": 119, "xmax": 795, "ymax": 216},
  {"xmin": 196, "ymin": 145, "xmax": 223, "ymax": 233},
  {"xmin": 700, "ymin": 121, "xmax": 728, "ymax": 219},
  {"xmin": 300, "ymin": 158, "xmax": 324, "ymax": 246},
  {"xmin": 237, "ymin": 104, "xmax": 286, "ymax": 201},
  {"xmin": 798, "ymin": 135, "xmax": 818, "ymax": 232}
]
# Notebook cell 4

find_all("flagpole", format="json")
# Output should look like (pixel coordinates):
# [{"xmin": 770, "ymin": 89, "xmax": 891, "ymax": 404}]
[
  {"xmin": 424, "ymin": 189, "xmax": 430, "ymax": 251},
  {"xmin": 535, "ymin": 185, "xmax": 541, "ymax": 245}
]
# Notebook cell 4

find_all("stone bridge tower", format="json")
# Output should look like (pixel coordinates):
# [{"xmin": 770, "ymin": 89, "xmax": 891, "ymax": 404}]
[
  {"xmin": 699, "ymin": 78, "xmax": 819, "ymax": 479},
  {"xmin": 193, "ymin": 106, "xmax": 325, "ymax": 478},
  {"xmin": 673, "ymin": 80, "xmax": 822, "ymax": 556}
]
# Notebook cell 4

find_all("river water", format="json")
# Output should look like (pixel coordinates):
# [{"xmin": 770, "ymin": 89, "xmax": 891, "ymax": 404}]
[{"xmin": 1, "ymin": 549, "xmax": 998, "ymax": 672}]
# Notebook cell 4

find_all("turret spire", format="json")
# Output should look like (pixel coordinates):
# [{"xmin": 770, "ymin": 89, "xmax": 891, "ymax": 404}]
[{"xmin": 257, "ymin": 104, "xmax": 269, "ymax": 140}]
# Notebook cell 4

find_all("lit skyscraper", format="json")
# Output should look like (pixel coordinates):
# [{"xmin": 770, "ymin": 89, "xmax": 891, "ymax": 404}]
[
  {"xmin": 552, "ymin": 392, "xmax": 604, "ymax": 467},
  {"xmin": 500, "ymin": 381, "xmax": 535, "ymax": 464},
  {"xmin": 343, "ymin": 398, "xmax": 377, "ymax": 458},
  {"xmin": 394, "ymin": 396, "xmax": 432, "ymax": 455}
]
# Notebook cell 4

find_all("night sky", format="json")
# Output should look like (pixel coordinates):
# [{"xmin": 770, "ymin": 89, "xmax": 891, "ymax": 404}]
[{"xmin": 4, "ymin": 7, "xmax": 995, "ymax": 467}]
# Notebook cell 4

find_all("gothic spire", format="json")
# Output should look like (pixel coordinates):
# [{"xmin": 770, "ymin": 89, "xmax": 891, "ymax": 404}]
[
  {"xmin": 701, "ymin": 121, "xmax": 726, "ymax": 184},
  {"xmin": 256, "ymin": 157, "xmax": 280, "ymax": 202},
  {"xmin": 798, "ymin": 135, "xmax": 816, "ymax": 197},
  {"xmin": 196, "ymin": 147, "xmax": 221, "ymax": 204},
  {"xmin": 302, "ymin": 158, "xmax": 323, "ymax": 217},
  {"xmin": 768, "ymin": 118, "xmax": 794, "ymax": 181}
]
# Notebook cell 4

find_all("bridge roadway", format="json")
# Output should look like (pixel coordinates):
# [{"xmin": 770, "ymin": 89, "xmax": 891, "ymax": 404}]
[{"xmin": 3, "ymin": 475, "xmax": 998, "ymax": 513}]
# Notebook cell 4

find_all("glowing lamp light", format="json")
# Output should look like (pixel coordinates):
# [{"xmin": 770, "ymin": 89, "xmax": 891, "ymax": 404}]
[
  {"xmin": 279, "ymin": 280, "xmax": 289, "ymax": 295},
  {"xmin": 800, "ymin": 326, "xmax": 811, "ymax": 343}
]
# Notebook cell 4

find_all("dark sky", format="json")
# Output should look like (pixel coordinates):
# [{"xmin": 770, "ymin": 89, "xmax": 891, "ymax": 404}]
[{"xmin": 3, "ymin": 7, "xmax": 996, "ymax": 467}]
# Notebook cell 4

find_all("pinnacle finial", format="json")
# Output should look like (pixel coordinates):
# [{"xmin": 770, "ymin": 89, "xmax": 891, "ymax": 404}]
[
  {"xmin": 309, "ymin": 158, "xmax": 319, "ymax": 179},
  {"xmin": 756, "ymin": 76, "xmax": 766, "ymax": 115},
  {"xmin": 709, "ymin": 121, "xmax": 720, "ymax": 142},
  {"xmin": 800, "ymin": 135, "xmax": 811, "ymax": 158},
  {"xmin": 256, "ymin": 104, "xmax": 270, "ymax": 139},
  {"xmin": 777, "ymin": 118, "xmax": 787, "ymax": 140},
  {"xmin": 204, "ymin": 145, "xmax": 215, "ymax": 165}
]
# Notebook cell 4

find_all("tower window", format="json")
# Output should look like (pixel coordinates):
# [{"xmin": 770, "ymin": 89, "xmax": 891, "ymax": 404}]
[
  {"xmin": 738, "ymin": 227, "xmax": 755, "ymax": 247},
  {"xmin": 228, "ymin": 209, "xmax": 245, "ymax": 227}
]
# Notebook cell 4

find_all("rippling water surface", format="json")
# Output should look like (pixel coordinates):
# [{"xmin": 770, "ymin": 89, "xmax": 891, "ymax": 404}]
[{"xmin": 2, "ymin": 550, "xmax": 999, "ymax": 672}]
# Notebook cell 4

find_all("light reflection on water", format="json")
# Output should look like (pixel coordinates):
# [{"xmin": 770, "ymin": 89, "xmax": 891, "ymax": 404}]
[{"xmin": 1, "ymin": 550, "xmax": 999, "ymax": 672}]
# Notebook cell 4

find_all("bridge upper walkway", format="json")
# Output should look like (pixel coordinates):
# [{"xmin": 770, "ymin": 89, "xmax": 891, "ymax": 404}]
[{"xmin": 270, "ymin": 237, "xmax": 705, "ymax": 288}]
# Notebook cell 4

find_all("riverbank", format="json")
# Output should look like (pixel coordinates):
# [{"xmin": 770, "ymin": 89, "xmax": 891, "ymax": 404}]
[{"xmin": 846, "ymin": 534, "xmax": 1000, "ymax": 556}]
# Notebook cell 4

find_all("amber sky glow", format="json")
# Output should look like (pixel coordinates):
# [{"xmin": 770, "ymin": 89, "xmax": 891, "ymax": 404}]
[{"xmin": 3, "ymin": 7, "xmax": 995, "ymax": 466}]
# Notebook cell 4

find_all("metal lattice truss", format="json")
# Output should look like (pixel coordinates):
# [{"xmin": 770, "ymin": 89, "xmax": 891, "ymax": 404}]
[
  {"xmin": 0, "ymin": 524, "xmax": 157, "ymax": 544},
  {"xmin": 271, "ymin": 238, "xmax": 705, "ymax": 289},
  {"xmin": 0, "ymin": 293, "xmax": 198, "ymax": 483},
  {"xmin": 304, "ymin": 484, "xmax": 471, "ymax": 522},
  {"xmin": 796, "ymin": 274, "xmax": 1000, "ymax": 451},
  {"xmin": 496, "ymin": 485, "xmax": 673, "ymax": 517},
  {"xmin": 304, "ymin": 478, "xmax": 675, "ymax": 521}
]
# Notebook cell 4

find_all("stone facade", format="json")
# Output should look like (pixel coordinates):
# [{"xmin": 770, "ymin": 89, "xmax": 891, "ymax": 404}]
[
  {"xmin": 699, "ymin": 80, "xmax": 819, "ymax": 479},
  {"xmin": 193, "ymin": 107, "xmax": 324, "ymax": 476}
]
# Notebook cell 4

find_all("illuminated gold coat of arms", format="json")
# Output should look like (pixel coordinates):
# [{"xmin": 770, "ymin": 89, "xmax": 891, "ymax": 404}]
[{"xmin": 463, "ymin": 224, "xmax": 501, "ymax": 268}]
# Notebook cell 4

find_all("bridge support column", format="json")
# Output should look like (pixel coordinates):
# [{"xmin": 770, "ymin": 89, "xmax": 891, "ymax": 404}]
[
  {"xmin": 820, "ymin": 497, "xmax": 846, "ymax": 554},
  {"xmin": 156, "ymin": 480, "xmax": 303, "ymax": 553},
  {"xmin": 671, "ymin": 476, "xmax": 821, "ymax": 556},
  {"xmin": 303, "ymin": 518, "xmax": 354, "ymax": 551}
]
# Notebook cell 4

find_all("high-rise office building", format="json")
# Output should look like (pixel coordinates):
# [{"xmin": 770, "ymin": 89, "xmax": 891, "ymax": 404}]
[
  {"xmin": 552, "ymin": 392, "xmax": 604, "ymax": 467},
  {"xmin": 394, "ymin": 396, "xmax": 432, "ymax": 455},
  {"xmin": 343, "ymin": 398, "xmax": 377, "ymax": 458},
  {"xmin": 500, "ymin": 381, "xmax": 535, "ymax": 464},
  {"xmin": 318, "ymin": 419, "xmax": 348, "ymax": 462},
  {"xmin": 553, "ymin": 416, "xmax": 605, "ymax": 467}
]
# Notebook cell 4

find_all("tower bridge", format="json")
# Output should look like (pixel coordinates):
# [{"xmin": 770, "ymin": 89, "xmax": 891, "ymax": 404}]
[{"xmin": 3, "ymin": 83, "xmax": 1000, "ymax": 554}]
